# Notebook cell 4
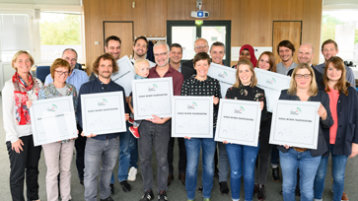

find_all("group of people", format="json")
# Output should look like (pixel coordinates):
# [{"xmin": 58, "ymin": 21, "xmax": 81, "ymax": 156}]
[{"xmin": 2, "ymin": 35, "xmax": 358, "ymax": 201}]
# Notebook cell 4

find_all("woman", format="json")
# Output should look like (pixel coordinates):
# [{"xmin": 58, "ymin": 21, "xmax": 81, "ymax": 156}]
[
  {"xmin": 233, "ymin": 44, "xmax": 257, "ymax": 68},
  {"xmin": 181, "ymin": 52, "xmax": 221, "ymax": 201},
  {"xmin": 225, "ymin": 59, "xmax": 266, "ymax": 201},
  {"xmin": 38, "ymin": 58, "xmax": 77, "ymax": 201},
  {"xmin": 254, "ymin": 51, "xmax": 275, "ymax": 200},
  {"xmin": 279, "ymin": 63, "xmax": 332, "ymax": 201},
  {"xmin": 313, "ymin": 56, "xmax": 358, "ymax": 201},
  {"xmin": 2, "ymin": 50, "xmax": 42, "ymax": 201}
]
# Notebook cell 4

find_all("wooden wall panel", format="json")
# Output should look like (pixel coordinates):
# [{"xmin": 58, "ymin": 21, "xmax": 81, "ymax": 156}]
[{"xmin": 83, "ymin": 0, "xmax": 323, "ymax": 67}]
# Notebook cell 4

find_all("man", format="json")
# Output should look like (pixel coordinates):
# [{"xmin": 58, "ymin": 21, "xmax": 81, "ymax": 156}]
[
  {"xmin": 210, "ymin": 41, "xmax": 225, "ymax": 65},
  {"xmin": 104, "ymin": 35, "xmax": 133, "ymax": 193},
  {"xmin": 288, "ymin": 43, "xmax": 324, "ymax": 90},
  {"xmin": 169, "ymin": 43, "xmax": 183, "ymax": 72},
  {"xmin": 131, "ymin": 36, "xmax": 156, "ymax": 67},
  {"xmin": 138, "ymin": 41, "xmax": 183, "ymax": 201},
  {"xmin": 315, "ymin": 39, "xmax": 355, "ymax": 87},
  {"xmin": 105, "ymin": 35, "xmax": 121, "ymax": 60},
  {"xmin": 182, "ymin": 38, "xmax": 209, "ymax": 79},
  {"xmin": 44, "ymin": 48, "xmax": 89, "ymax": 185},
  {"xmin": 77, "ymin": 53, "xmax": 129, "ymax": 201},
  {"xmin": 167, "ymin": 43, "xmax": 186, "ymax": 186},
  {"xmin": 276, "ymin": 40, "xmax": 297, "ymax": 75},
  {"xmin": 45, "ymin": 48, "xmax": 89, "ymax": 94},
  {"xmin": 208, "ymin": 41, "xmax": 230, "ymax": 194}
]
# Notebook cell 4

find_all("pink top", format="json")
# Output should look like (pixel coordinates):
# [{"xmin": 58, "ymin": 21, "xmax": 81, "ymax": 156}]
[{"xmin": 327, "ymin": 88, "xmax": 339, "ymax": 144}]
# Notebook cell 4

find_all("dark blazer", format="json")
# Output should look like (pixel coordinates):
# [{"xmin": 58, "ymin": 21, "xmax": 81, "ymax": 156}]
[
  {"xmin": 181, "ymin": 59, "xmax": 196, "ymax": 80},
  {"xmin": 278, "ymin": 89, "xmax": 333, "ymax": 156},
  {"xmin": 324, "ymin": 86, "xmax": 358, "ymax": 155},
  {"xmin": 287, "ymin": 65, "xmax": 324, "ymax": 90}
]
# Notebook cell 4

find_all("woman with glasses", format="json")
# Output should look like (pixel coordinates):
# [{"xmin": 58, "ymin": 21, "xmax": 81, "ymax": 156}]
[
  {"xmin": 38, "ymin": 58, "xmax": 77, "ymax": 201},
  {"xmin": 278, "ymin": 63, "xmax": 332, "ymax": 201}
]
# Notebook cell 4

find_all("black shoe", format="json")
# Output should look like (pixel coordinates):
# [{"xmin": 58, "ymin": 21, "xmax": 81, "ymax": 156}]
[
  {"xmin": 272, "ymin": 167, "xmax": 280, "ymax": 181},
  {"xmin": 257, "ymin": 184, "xmax": 265, "ymax": 200},
  {"xmin": 219, "ymin": 181, "xmax": 229, "ymax": 194},
  {"xmin": 139, "ymin": 190, "xmax": 154, "ymax": 201},
  {"xmin": 110, "ymin": 183, "xmax": 114, "ymax": 195},
  {"xmin": 158, "ymin": 191, "xmax": 168, "ymax": 201},
  {"xmin": 198, "ymin": 186, "xmax": 203, "ymax": 192},
  {"xmin": 80, "ymin": 179, "xmax": 84, "ymax": 185},
  {"xmin": 120, "ymin": 180, "xmax": 131, "ymax": 192},
  {"xmin": 295, "ymin": 186, "xmax": 300, "ymax": 197},
  {"xmin": 100, "ymin": 196, "xmax": 114, "ymax": 201}
]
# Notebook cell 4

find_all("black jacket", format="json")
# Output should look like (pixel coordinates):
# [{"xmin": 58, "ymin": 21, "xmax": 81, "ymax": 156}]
[{"xmin": 324, "ymin": 87, "xmax": 358, "ymax": 155}]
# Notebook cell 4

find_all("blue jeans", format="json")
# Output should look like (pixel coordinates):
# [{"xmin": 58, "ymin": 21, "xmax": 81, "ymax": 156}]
[
  {"xmin": 314, "ymin": 146, "xmax": 348, "ymax": 201},
  {"xmin": 111, "ymin": 123, "xmax": 137, "ymax": 183},
  {"xmin": 226, "ymin": 144, "xmax": 259, "ymax": 201},
  {"xmin": 280, "ymin": 149, "xmax": 321, "ymax": 201},
  {"xmin": 185, "ymin": 138, "xmax": 216, "ymax": 200},
  {"xmin": 84, "ymin": 137, "xmax": 119, "ymax": 201}
]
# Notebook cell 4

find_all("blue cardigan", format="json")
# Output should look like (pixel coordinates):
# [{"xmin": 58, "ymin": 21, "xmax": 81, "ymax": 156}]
[
  {"xmin": 278, "ymin": 89, "xmax": 333, "ymax": 156},
  {"xmin": 324, "ymin": 86, "xmax": 358, "ymax": 156}
]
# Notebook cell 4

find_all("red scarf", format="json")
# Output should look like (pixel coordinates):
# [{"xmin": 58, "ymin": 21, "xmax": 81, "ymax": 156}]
[{"xmin": 12, "ymin": 72, "xmax": 40, "ymax": 125}]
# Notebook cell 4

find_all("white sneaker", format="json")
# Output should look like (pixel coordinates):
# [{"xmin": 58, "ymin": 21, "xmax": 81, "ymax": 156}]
[{"xmin": 128, "ymin": 167, "xmax": 137, "ymax": 181}]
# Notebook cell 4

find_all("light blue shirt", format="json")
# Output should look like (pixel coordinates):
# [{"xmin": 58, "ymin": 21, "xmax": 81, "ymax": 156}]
[{"xmin": 44, "ymin": 69, "xmax": 89, "ymax": 94}]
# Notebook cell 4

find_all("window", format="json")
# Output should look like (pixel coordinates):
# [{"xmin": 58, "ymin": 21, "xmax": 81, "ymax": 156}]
[
  {"xmin": 321, "ymin": 10, "xmax": 358, "ymax": 65},
  {"xmin": 40, "ymin": 12, "xmax": 83, "ymax": 63},
  {"xmin": 167, "ymin": 20, "xmax": 231, "ymax": 66}
]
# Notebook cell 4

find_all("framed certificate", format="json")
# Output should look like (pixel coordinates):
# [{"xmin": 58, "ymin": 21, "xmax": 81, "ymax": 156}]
[
  {"xmin": 30, "ymin": 96, "xmax": 77, "ymax": 146},
  {"xmin": 172, "ymin": 96, "xmax": 213, "ymax": 138},
  {"xmin": 81, "ymin": 91, "xmax": 127, "ymax": 136},
  {"xmin": 207, "ymin": 63, "xmax": 236, "ymax": 97},
  {"xmin": 111, "ymin": 56, "xmax": 136, "ymax": 97},
  {"xmin": 269, "ymin": 100, "xmax": 320, "ymax": 149},
  {"xmin": 254, "ymin": 68, "xmax": 291, "ymax": 112},
  {"xmin": 215, "ymin": 99, "xmax": 261, "ymax": 146},
  {"xmin": 132, "ymin": 77, "xmax": 173, "ymax": 120}
]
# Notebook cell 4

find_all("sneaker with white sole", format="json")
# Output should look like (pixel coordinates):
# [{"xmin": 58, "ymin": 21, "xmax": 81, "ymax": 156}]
[{"xmin": 128, "ymin": 166, "xmax": 138, "ymax": 181}]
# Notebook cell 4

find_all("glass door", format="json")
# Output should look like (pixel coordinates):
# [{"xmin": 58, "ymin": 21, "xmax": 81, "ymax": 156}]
[{"xmin": 167, "ymin": 20, "xmax": 231, "ymax": 66}]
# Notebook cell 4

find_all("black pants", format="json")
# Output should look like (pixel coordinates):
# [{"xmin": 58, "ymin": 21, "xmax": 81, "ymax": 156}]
[
  {"xmin": 6, "ymin": 135, "xmax": 41, "ymax": 201},
  {"xmin": 167, "ymin": 137, "xmax": 186, "ymax": 175},
  {"xmin": 75, "ymin": 124, "xmax": 86, "ymax": 181}
]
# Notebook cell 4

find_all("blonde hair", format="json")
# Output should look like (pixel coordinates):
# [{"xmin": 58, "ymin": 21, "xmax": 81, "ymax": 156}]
[
  {"xmin": 288, "ymin": 63, "xmax": 318, "ymax": 96},
  {"xmin": 12, "ymin": 50, "xmax": 34, "ymax": 70},
  {"xmin": 233, "ymin": 59, "xmax": 257, "ymax": 88},
  {"xmin": 134, "ymin": 59, "xmax": 150, "ymax": 71}
]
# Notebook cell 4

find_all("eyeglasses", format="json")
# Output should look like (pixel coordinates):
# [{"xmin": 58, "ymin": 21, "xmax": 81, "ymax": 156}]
[
  {"xmin": 295, "ymin": 74, "xmax": 311, "ymax": 79},
  {"xmin": 154, "ymin": 52, "xmax": 168, "ymax": 57},
  {"xmin": 55, "ymin": 70, "xmax": 69, "ymax": 76}
]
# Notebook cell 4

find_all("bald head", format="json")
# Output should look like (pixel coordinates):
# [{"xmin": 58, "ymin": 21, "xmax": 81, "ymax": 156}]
[
  {"xmin": 298, "ymin": 43, "xmax": 314, "ymax": 65},
  {"xmin": 194, "ymin": 38, "xmax": 209, "ymax": 54}
]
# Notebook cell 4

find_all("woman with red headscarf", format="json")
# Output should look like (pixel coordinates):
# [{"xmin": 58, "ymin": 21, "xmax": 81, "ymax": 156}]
[{"xmin": 233, "ymin": 44, "xmax": 258, "ymax": 68}]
